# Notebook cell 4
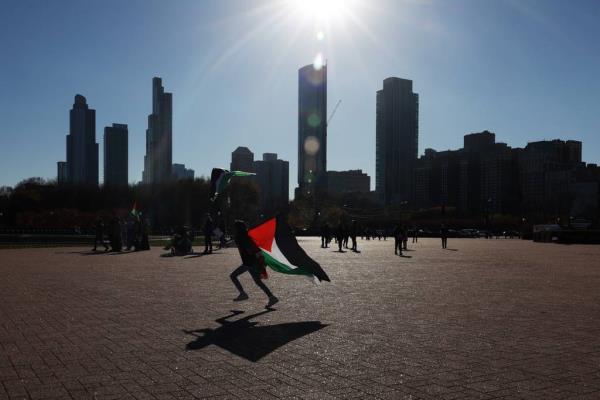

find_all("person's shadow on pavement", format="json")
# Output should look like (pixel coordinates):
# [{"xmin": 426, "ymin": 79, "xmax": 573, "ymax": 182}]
[{"xmin": 183, "ymin": 310, "xmax": 327, "ymax": 362}]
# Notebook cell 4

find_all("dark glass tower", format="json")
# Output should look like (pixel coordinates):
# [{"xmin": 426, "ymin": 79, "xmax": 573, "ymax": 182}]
[
  {"xmin": 66, "ymin": 94, "xmax": 98, "ymax": 185},
  {"xmin": 375, "ymin": 77, "xmax": 419, "ymax": 205},
  {"xmin": 104, "ymin": 123, "xmax": 128, "ymax": 186},
  {"xmin": 297, "ymin": 63, "xmax": 327, "ymax": 196},
  {"xmin": 142, "ymin": 77, "xmax": 172, "ymax": 184}
]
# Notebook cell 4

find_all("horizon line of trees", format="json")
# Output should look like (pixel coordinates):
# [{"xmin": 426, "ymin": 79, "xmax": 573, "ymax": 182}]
[
  {"xmin": 0, "ymin": 177, "xmax": 576, "ymax": 233},
  {"xmin": 0, "ymin": 177, "xmax": 259, "ymax": 231}
]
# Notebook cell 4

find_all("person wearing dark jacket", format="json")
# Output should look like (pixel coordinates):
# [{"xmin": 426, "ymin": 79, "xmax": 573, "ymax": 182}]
[
  {"xmin": 203, "ymin": 213, "xmax": 214, "ymax": 254},
  {"xmin": 125, "ymin": 218, "xmax": 134, "ymax": 250},
  {"xmin": 92, "ymin": 219, "xmax": 109, "ymax": 252},
  {"xmin": 108, "ymin": 217, "xmax": 122, "ymax": 252},
  {"xmin": 393, "ymin": 224, "xmax": 403, "ymax": 256},
  {"xmin": 350, "ymin": 220, "xmax": 358, "ymax": 252},
  {"xmin": 412, "ymin": 226, "xmax": 419, "ymax": 243},
  {"xmin": 336, "ymin": 222, "xmax": 345, "ymax": 252},
  {"xmin": 229, "ymin": 220, "xmax": 278, "ymax": 308},
  {"xmin": 441, "ymin": 224, "xmax": 449, "ymax": 249},
  {"xmin": 321, "ymin": 223, "xmax": 330, "ymax": 248},
  {"xmin": 138, "ymin": 217, "xmax": 150, "ymax": 250}
]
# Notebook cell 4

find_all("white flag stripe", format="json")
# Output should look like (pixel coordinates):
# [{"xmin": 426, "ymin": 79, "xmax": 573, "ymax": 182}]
[{"xmin": 263, "ymin": 240, "xmax": 297, "ymax": 270}]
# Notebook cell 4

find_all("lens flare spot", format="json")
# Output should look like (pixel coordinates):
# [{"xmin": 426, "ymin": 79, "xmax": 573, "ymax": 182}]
[
  {"xmin": 316, "ymin": 30, "xmax": 325, "ymax": 41},
  {"xmin": 304, "ymin": 136, "xmax": 320, "ymax": 155},
  {"xmin": 313, "ymin": 52, "xmax": 324, "ymax": 70},
  {"xmin": 307, "ymin": 113, "xmax": 321, "ymax": 128}
]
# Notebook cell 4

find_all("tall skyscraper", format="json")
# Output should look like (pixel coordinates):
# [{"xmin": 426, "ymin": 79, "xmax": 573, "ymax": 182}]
[
  {"xmin": 297, "ymin": 63, "xmax": 327, "ymax": 196},
  {"xmin": 375, "ymin": 77, "xmax": 419, "ymax": 205},
  {"xmin": 65, "ymin": 94, "xmax": 98, "ymax": 185},
  {"xmin": 142, "ymin": 77, "xmax": 172, "ymax": 184},
  {"xmin": 103, "ymin": 124, "xmax": 128, "ymax": 186},
  {"xmin": 230, "ymin": 147, "xmax": 255, "ymax": 172}
]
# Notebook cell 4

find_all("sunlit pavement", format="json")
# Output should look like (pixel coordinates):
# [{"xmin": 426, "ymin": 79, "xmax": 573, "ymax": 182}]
[{"xmin": 1, "ymin": 238, "xmax": 600, "ymax": 399}]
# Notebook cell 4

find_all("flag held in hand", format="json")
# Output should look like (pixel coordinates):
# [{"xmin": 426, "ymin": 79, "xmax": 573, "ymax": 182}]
[{"xmin": 248, "ymin": 216, "xmax": 330, "ymax": 282}]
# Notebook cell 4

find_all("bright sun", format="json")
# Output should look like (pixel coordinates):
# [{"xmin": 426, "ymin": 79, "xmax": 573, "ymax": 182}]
[{"xmin": 287, "ymin": 0, "xmax": 353, "ymax": 23}]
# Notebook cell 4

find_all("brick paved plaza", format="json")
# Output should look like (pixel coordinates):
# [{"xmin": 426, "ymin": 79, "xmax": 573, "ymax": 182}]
[{"xmin": 1, "ymin": 238, "xmax": 600, "ymax": 399}]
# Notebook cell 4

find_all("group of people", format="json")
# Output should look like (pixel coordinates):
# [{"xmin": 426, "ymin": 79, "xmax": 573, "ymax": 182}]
[
  {"xmin": 164, "ymin": 225, "xmax": 194, "ymax": 255},
  {"xmin": 320, "ymin": 220, "xmax": 360, "ymax": 252},
  {"xmin": 162, "ymin": 213, "xmax": 228, "ymax": 256},
  {"xmin": 362, "ymin": 228, "xmax": 387, "ymax": 241},
  {"xmin": 90, "ymin": 211, "xmax": 453, "ymax": 309},
  {"xmin": 92, "ymin": 216, "xmax": 150, "ymax": 252},
  {"xmin": 318, "ymin": 221, "xmax": 450, "ymax": 256}
]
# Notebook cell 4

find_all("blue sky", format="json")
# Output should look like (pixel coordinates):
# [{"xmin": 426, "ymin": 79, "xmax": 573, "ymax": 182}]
[{"xmin": 1, "ymin": 0, "xmax": 599, "ymax": 193}]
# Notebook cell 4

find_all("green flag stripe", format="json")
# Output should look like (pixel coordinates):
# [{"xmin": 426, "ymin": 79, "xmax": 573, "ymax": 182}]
[
  {"xmin": 261, "ymin": 250, "xmax": 313, "ymax": 277},
  {"xmin": 231, "ymin": 171, "xmax": 255, "ymax": 177}
]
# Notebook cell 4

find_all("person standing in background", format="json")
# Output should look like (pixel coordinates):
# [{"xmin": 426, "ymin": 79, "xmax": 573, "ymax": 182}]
[{"xmin": 203, "ymin": 213, "xmax": 214, "ymax": 254}]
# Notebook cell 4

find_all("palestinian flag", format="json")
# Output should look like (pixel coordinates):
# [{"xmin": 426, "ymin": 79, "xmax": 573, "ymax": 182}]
[
  {"xmin": 210, "ymin": 168, "xmax": 256, "ymax": 201},
  {"xmin": 248, "ymin": 216, "xmax": 330, "ymax": 282}
]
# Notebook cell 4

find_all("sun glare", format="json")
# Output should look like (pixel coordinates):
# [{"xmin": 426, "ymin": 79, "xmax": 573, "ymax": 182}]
[{"xmin": 288, "ymin": 0, "xmax": 353, "ymax": 23}]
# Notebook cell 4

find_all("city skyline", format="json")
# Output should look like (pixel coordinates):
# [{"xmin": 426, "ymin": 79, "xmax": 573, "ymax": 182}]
[{"xmin": 2, "ymin": 0, "xmax": 600, "ymax": 194}]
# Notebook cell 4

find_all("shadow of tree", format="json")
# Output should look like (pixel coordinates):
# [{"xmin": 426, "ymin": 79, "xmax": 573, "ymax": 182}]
[{"xmin": 184, "ymin": 310, "xmax": 327, "ymax": 362}]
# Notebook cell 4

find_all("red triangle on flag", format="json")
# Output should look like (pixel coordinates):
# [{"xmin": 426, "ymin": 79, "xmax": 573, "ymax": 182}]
[{"xmin": 248, "ymin": 218, "xmax": 276, "ymax": 252}]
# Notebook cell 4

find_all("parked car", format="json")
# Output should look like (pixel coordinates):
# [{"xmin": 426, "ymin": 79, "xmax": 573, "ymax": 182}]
[
  {"xmin": 459, "ymin": 229, "xmax": 479, "ymax": 238},
  {"xmin": 570, "ymin": 219, "xmax": 592, "ymax": 230}
]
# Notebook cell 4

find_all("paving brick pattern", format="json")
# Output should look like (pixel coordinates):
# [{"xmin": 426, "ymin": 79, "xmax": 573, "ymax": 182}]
[{"xmin": 1, "ymin": 238, "xmax": 600, "ymax": 399}]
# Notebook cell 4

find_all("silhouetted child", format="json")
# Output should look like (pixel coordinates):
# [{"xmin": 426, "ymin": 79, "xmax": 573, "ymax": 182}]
[{"xmin": 230, "ymin": 220, "xmax": 278, "ymax": 309}]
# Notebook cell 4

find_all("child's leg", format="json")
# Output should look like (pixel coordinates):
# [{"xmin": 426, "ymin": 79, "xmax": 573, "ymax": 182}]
[
  {"xmin": 230, "ymin": 265, "xmax": 248, "ymax": 293},
  {"xmin": 249, "ymin": 268, "xmax": 274, "ymax": 298}
]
